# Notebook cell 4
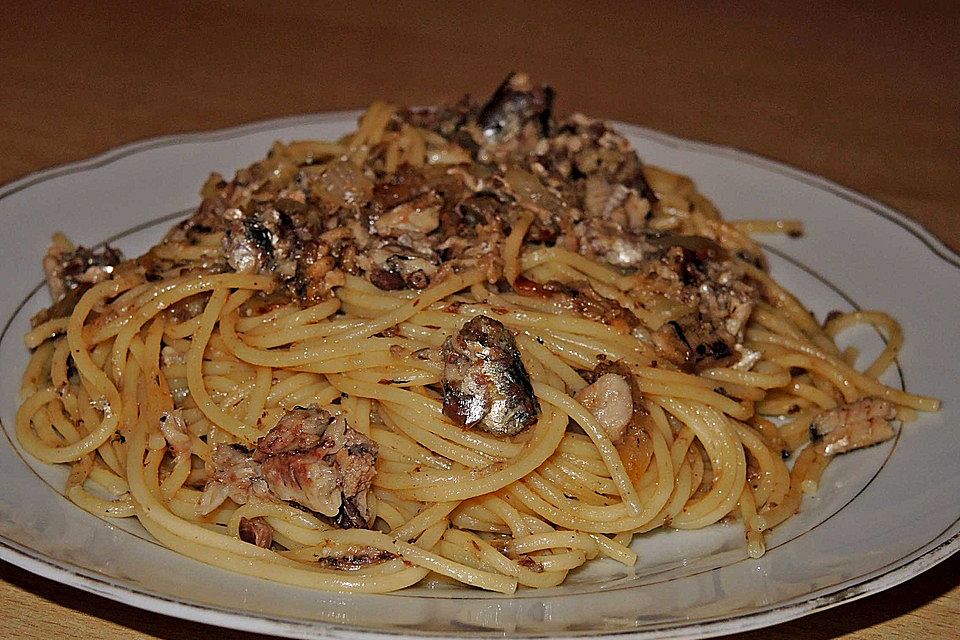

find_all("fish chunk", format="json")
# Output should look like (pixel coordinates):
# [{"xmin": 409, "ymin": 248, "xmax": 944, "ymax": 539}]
[
  {"xmin": 810, "ymin": 397, "xmax": 897, "ymax": 456},
  {"xmin": 477, "ymin": 72, "xmax": 554, "ymax": 146},
  {"xmin": 441, "ymin": 315, "xmax": 540, "ymax": 436},
  {"xmin": 575, "ymin": 373, "xmax": 634, "ymax": 441},
  {"xmin": 158, "ymin": 410, "xmax": 191, "ymax": 458},
  {"xmin": 198, "ymin": 406, "xmax": 379, "ymax": 528},
  {"xmin": 238, "ymin": 516, "xmax": 274, "ymax": 548}
]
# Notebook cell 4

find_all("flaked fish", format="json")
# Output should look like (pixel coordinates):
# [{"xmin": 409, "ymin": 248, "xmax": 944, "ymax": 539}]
[{"xmin": 199, "ymin": 406, "xmax": 379, "ymax": 530}]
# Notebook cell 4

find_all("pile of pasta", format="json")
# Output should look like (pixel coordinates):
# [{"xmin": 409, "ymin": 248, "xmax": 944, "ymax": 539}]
[{"xmin": 17, "ymin": 103, "xmax": 939, "ymax": 594}]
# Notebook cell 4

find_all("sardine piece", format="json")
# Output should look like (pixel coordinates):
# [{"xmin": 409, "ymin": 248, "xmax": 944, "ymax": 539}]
[
  {"xmin": 366, "ymin": 242, "xmax": 440, "ymax": 291},
  {"xmin": 257, "ymin": 407, "xmax": 378, "ymax": 524},
  {"xmin": 441, "ymin": 315, "xmax": 540, "ymax": 436},
  {"xmin": 253, "ymin": 405, "xmax": 334, "ymax": 458},
  {"xmin": 810, "ymin": 397, "xmax": 897, "ymax": 456},
  {"xmin": 575, "ymin": 219, "xmax": 660, "ymax": 268},
  {"xmin": 477, "ymin": 72, "xmax": 554, "ymax": 145},
  {"xmin": 41, "ymin": 243, "xmax": 124, "ymax": 302},
  {"xmin": 197, "ymin": 444, "xmax": 270, "ymax": 515},
  {"xmin": 260, "ymin": 449, "xmax": 341, "ymax": 516},
  {"xmin": 224, "ymin": 217, "xmax": 275, "ymax": 273},
  {"xmin": 198, "ymin": 406, "xmax": 379, "ymax": 528}
]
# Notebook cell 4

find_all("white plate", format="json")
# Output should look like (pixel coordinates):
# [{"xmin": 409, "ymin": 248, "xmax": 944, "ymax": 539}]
[{"xmin": 1, "ymin": 113, "xmax": 957, "ymax": 639}]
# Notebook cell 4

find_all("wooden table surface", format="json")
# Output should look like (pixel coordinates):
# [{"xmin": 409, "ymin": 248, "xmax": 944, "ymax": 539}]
[{"xmin": 1, "ymin": 2, "xmax": 958, "ymax": 638}]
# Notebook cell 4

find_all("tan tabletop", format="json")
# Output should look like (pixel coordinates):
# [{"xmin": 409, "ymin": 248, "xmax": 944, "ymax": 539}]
[{"xmin": 1, "ymin": 2, "xmax": 958, "ymax": 638}]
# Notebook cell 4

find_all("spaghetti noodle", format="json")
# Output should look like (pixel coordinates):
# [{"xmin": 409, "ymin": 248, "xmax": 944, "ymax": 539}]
[{"xmin": 17, "ymin": 74, "xmax": 938, "ymax": 594}]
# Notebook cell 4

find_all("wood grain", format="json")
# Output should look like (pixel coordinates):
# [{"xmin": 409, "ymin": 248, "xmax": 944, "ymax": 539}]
[{"xmin": 1, "ymin": 1, "xmax": 958, "ymax": 638}]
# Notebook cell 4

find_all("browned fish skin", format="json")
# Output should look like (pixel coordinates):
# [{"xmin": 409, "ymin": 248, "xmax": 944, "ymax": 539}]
[
  {"xmin": 441, "ymin": 315, "xmax": 540, "ymax": 436},
  {"xmin": 315, "ymin": 546, "xmax": 397, "ymax": 571},
  {"xmin": 476, "ymin": 71, "xmax": 555, "ymax": 147},
  {"xmin": 238, "ymin": 516, "xmax": 274, "ymax": 548}
]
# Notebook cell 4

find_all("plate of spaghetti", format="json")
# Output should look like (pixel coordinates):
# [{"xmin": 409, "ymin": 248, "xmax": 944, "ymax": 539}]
[{"xmin": 0, "ymin": 74, "xmax": 957, "ymax": 639}]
